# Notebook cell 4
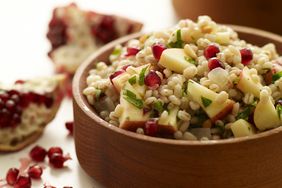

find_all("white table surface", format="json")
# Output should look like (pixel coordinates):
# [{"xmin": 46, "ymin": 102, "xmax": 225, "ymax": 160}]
[{"xmin": 0, "ymin": 0, "xmax": 177, "ymax": 187}]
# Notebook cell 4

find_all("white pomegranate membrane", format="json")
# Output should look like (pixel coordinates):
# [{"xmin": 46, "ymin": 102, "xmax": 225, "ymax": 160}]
[{"xmin": 84, "ymin": 16, "xmax": 282, "ymax": 141}]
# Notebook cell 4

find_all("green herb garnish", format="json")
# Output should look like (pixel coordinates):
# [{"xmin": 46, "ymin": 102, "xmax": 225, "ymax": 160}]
[
  {"xmin": 201, "ymin": 96, "xmax": 212, "ymax": 107},
  {"xmin": 153, "ymin": 101, "xmax": 164, "ymax": 113},
  {"xmin": 272, "ymin": 71, "xmax": 282, "ymax": 83},
  {"xmin": 123, "ymin": 89, "xmax": 143, "ymax": 109},
  {"xmin": 276, "ymin": 104, "xmax": 282, "ymax": 119},
  {"xmin": 184, "ymin": 56, "xmax": 197, "ymax": 65},
  {"xmin": 168, "ymin": 29, "xmax": 184, "ymax": 48},
  {"xmin": 111, "ymin": 47, "xmax": 122, "ymax": 56},
  {"xmin": 128, "ymin": 76, "xmax": 137, "ymax": 85},
  {"xmin": 139, "ymin": 66, "xmax": 148, "ymax": 85},
  {"xmin": 236, "ymin": 104, "xmax": 255, "ymax": 120}
]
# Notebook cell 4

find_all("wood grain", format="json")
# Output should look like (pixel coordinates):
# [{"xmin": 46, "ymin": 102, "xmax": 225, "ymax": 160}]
[{"xmin": 73, "ymin": 27, "xmax": 282, "ymax": 188}]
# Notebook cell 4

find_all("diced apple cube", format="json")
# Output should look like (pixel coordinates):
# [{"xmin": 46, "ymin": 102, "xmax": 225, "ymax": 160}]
[
  {"xmin": 159, "ymin": 48, "xmax": 196, "ymax": 73},
  {"xmin": 237, "ymin": 67, "xmax": 263, "ymax": 98},
  {"xmin": 158, "ymin": 107, "xmax": 179, "ymax": 133},
  {"xmin": 111, "ymin": 72, "xmax": 131, "ymax": 92},
  {"xmin": 254, "ymin": 90, "xmax": 281, "ymax": 131},
  {"xmin": 231, "ymin": 119, "xmax": 255, "ymax": 138},
  {"xmin": 187, "ymin": 80, "xmax": 234, "ymax": 122}
]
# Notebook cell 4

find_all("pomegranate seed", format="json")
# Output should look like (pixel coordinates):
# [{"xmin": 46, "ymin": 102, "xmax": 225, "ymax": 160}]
[
  {"xmin": 47, "ymin": 15, "xmax": 67, "ymax": 50},
  {"xmin": 14, "ymin": 176, "xmax": 31, "ymax": 188},
  {"xmin": 152, "ymin": 44, "xmax": 166, "ymax": 60},
  {"xmin": 144, "ymin": 71, "xmax": 161, "ymax": 88},
  {"xmin": 204, "ymin": 44, "xmax": 220, "ymax": 59},
  {"xmin": 65, "ymin": 121, "xmax": 74, "ymax": 135},
  {"xmin": 91, "ymin": 15, "xmax": 117, "ymax": 43},
  {"xmin": 6, "ymin": 168, "xmax": 19, "ymax": 185},
  {"xmin": 240, "ymin": 48, "xmax": 253, "ymax": 65},
  {"xmin": 109, "ymin": 70, "xmax": 125, "ymax": 83},
  {"xmin": 145, "ymin": 119, "xmax": 158, "ymax": 136},
  {"xmin": 29, "ymin": 145, "xmax": 47, "ymax": 162},
  {"xmin": 49, "ymin": 153, "xmax": 71, "ymax": 168},
  {"xmin": 0, "ymin": 91, "xmax": 9, "ymax": 101},
  {"xmin": 15, "ymin": 80, "xmax": 25, "ymax": 84},
  {"xmin": 5, "ymin": 100, "xmax": 15, "ymax": 111},
  {"xmin": 44, "ymin": 96, "xmax": 54, "ymax": 108},
  {"xmin": 48, "ymin": 147, "xmax": 63, "ymax": 158},
  {"xmin": 125, "ymin": 47, "xmax": 140, "ymax": 56},
  {"xmin": 208, "ymin": 57, "xmax": 224, "ymax": 70},
  {"xmin": 28, "ymin": 165, "xmax": 43, "ymax": 179}
]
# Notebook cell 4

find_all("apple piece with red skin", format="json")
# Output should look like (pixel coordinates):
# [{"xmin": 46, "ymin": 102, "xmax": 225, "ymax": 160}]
[
  {"xmin": 237, "ymin": 67, "xmax": 263, "ymax": 98},
  {"xmin": 158, "ymin": 107, "xmax": 179, "ymax": 134},
  {"xmin": 254, "ymin": 90, "xmax": 281, "ymax": 131},
  {"xmin": 110, "ymin": 70, "xmax": 131, "ymax": 92},
  {"xmin": 187, "ymin": 80, "xmax": 235, "ymax": 123}
]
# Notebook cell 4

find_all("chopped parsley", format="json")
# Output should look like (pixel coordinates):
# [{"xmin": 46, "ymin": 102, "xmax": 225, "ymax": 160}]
[
  {"xmin": 201, "ymin": 96, "xmax": 212, "ymax": 107},
  {"xmin": 138, "ymin": 66, "xmax": 148, "ymax": 85},
  {"xmin": 272, "ymin": 71, "xmax": 282, "ymax": 83},
  {"xmin": 123, "ymin": 89, "xmax": 143, "ymax": 109},
  {"xmin": 153, "ymin": 101, "xmax": 164, "ymax": 113},
  {"xmin": 128, "ymin": 76, "xmax": 137, "ymax": 85},
  {"xmin": 111, "ymin": 47, "xmax": 122, "ymax": 56},
  {"xmin": 184, "ymin": 56, "xmax": 197, "ymax": 65},
  {"xmin": 168, "ymin": 29, "xmax": 184, "ymax": 48},
  {"xmin": 276, "ymin": 104, "xmax": 282, "ymax": 119},
  {"xmin": 236, "ymin": 104, "xmax": 255, "ymax": 120}
]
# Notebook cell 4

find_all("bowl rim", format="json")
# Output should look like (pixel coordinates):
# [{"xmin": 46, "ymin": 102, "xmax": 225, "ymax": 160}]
[{"xmin": 73, "ymin": 24, "xmax": 282, "ymax": 146}]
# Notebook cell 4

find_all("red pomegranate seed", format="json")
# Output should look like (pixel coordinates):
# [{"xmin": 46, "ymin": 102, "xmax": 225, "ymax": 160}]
[
  {"xmin": 208, "ymin": 57, "xmax": 224, "ymax": 70},
  {"xmin": 28, "ymin": 165, "xmax": 43, "ymax": 179},
  {"xmin": 125, "ymin": 47, "xmax": 140, "ymax": 56},
  {"xmin": 144, "ymin": 71, "xmax": 161, "ymax": 88},
  {"xmin": 15, "ymin": 80, "xmax": 25, "ymax": 85},
  {"xmin": 145, "ymin": 119, "xmax": 158, "ymax": 136},
  {"xmin": 152, "ymin": 44, "xmax": 166, "ymax": 60},
  {"xmin": 0, "ymin": 91, "xmax": 9, "ymax": 101},
  {"xmin": 204, "ymin": 44, "xmax": 220, "ymax": 59},
  {"xmin": 65, "ymin": 121, "xmax": 74, "ymax": 135},
  {"xmin": 5, "ymin": 100, "xmax": 15, "ymax": 111},
  {"xmin": 47, "ymin": 14, "xmax": 67, "ymax": 50},
  {"xmin": 48, "ymin": 147, "xmax": 63, "ymax": 158},
  {"xmin": 49, "ymin": 153, "xmax": 71, "ymax": 168},
  {"xmin": 14, "ymin": 176, "xmax": 31, "ymax": 188},
  {"xmin": 29, "ymin": 145, "xmax": 47, "ymax": 162},
  {"xmin": 6, "ymin": 168, "xmax": 19, "ymax": 185},
  {"xmin": 240, "ymin": 48, "xmax": 253, "ymax": 65}
]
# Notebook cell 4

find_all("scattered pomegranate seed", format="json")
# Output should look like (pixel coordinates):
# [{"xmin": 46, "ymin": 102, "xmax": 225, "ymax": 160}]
[
  {"xmin": 49, "ymin": 153, "xmax": 71, "ymax": 168},
  {"xmin": 15, "ymin": 80, "xmax": 25, "ymax": 85},
  {"xmin": 14, "ymin": 176, "xmax": 31, "ymax": 188},
  {"xmin": 240, "ymin": 48, "xmax": 253, "ymax": 65},
  {"xmin": 6, "ymin": 168, "xmax": 19, "ymax": 185},
  {"xmin": 204, "ymin": 44, "xmax": 220, "ymax": 59},
  {"xmin": 144, "ymin": 71, "xmax": 161, "ymax": 88},
  {"xmin": 65, "ymin": 121, "xmax": 74, "ymax": 135},
  {"xmin": 27, "ymin": 165, "xmax": 43, "ymax": 179},
  {"xmin": 125, "ymin": 47, "xmax": 140, "ymax": 56},
  {"xmin": 152, "ymin": 44, "xmax": 166, "ymax": 60},
  {"xmin": 47, "ymin": 147, "xmax": 63, "ymax": 158},
  {"xmin": 29, "ymin": 146, "xmax": 47, "ymax": 162},
  {"xmin": 208, "ymin": 57, "xmax": 224, "ymax": 70},
  {"xmin": 145, "ymin": 119, "xmax": 158, "ymax": 136}
]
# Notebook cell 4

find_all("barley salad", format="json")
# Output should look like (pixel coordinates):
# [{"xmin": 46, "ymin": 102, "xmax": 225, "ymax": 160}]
[{"xmin": 83, "ymin": 16, "xmax": 282, "ymax": 140}]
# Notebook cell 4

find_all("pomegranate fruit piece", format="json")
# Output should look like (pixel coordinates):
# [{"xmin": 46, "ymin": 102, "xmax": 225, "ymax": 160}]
[
  {"xmin": 14, "ymin": 176, "xmax": 31, "ymax": 188},
  {"xmin": 145, "ymin": 119, "xmax": 158, "ymax": 136},
  {"xmin": 49, "ymin": 153, "xmax": 71, "ymax": 168},
  {"xmin": 152, "ymin": 44, "xmax": 166, "ymax": 60},
  {"xmin": 28, "ymin": 165, "xmax": 43, "ymax": 179},
  {"xmin": 208, "ymin": 57, "xmax": 224, "ymax": 70},
  {"xmin": 29, "ymin": 145, "xmax": 47, "ymax": 162},
  {"xmin": 240, "ymin": 48, "xmax": 253, "ymax": 65},
  {"xmin": 125, "ymin": 47, "xmax": 140, "ymax": 56},
  {"xmin": 144, "ymin": 71, "xmax": 161, "ymax": 88},
  {"xmin": 6, "ymin": 168, "xmax": 19, "ymax": 185},
  {"xmin": 204, "ymin": 44, "xmax": 220, "ymax": 59},
  {"xmin": 47, "ymin": 147, "xmax": 63, "ymax": 158},
  {"xmin": 65, "ymin": 121, "xmax": 74, "ymax": 135}
]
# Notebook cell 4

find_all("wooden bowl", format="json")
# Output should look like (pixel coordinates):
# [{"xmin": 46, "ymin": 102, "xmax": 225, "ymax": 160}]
[
  {"xmin": 172, "ymin": 0, "xmax": 282, "ymax": 35},
  {"xmin": 73, "ymin": 26, "xmax": 282, "ymax": 188}
]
